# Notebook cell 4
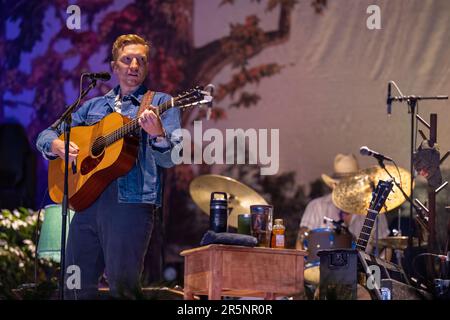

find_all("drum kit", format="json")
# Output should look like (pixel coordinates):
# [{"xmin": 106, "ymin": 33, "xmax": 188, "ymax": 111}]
[
  {"xmin": 189, "ymin": 165, "xmax": 417, "ymax": 288},
  {"xmin": 304, "ymin": 165, "xmax": 417, "ymax": 286}
]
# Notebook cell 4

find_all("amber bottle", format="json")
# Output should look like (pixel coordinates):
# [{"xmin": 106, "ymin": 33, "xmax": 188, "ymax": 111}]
[{"xmin": 271, "ymin": 219, "xmax": 285, "ymax": 248}]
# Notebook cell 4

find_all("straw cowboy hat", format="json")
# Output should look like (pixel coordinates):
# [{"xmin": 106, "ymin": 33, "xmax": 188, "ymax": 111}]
[{"xmin": 321, "ymin": 154, "xmax": 360, "ymax": 188}]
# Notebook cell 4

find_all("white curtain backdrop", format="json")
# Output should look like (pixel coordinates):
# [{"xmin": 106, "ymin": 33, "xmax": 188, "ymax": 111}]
[{"xmin": 194, "ymin": 0, "xmax": 450, "ymax": 187}]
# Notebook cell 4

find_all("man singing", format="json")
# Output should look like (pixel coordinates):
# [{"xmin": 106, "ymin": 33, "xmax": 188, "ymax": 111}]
[{"xmin": 36, "ymin": 34, "xmax": 181, "ymax": 299}]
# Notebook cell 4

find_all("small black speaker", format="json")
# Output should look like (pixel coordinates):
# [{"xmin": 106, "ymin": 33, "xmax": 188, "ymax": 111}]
[{"xmin": 318, "ymin": 249, "xmax": 358, "ymax": 300}]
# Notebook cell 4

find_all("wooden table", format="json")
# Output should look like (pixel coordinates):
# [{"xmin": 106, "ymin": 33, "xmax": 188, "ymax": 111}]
[{"xmin": 180, "ymin": 244, "xmax": 307, "ymax": 300}]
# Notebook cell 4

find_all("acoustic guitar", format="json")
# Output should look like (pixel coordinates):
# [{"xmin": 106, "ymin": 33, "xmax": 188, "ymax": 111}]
[{"xmin": 48, "ymin": 87, "xmax": 212, "ymax": 211}]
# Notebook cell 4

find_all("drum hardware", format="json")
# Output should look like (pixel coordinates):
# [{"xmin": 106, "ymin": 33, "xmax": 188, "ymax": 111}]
[
  {"xmin": 371, "ymin": 235, "xmax": 428, "ymax": 272},
  {"xmin": 414, "ymin": 198, "xmax": 430, "ymax": 237},
  {"xmin": 372, "ymin": 236, "xmax": 426, "ymax": 251},
  {"xmin": 323, "ymin": 216, "xmax": 350, "ymax": 235}
]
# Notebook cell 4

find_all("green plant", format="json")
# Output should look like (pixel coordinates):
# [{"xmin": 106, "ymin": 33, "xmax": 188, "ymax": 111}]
[{"xmin": 0, "ymin": 208, "xmax": 57, "ymax": 299}]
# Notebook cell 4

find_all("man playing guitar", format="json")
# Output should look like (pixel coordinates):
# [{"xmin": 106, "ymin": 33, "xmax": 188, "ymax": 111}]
[{"xmin": 36, "ymin": 34, "xmax": 182, "ymax": 299}]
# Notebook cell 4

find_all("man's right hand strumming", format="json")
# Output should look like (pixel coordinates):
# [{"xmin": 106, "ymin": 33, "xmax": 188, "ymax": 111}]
[{"xmin": 51, "ymin": 139, "xmax": 79, "ymax": 162}]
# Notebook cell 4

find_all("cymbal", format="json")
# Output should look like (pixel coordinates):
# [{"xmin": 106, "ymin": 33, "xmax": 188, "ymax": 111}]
[
  {"xmin": 332, "ymin": 165, "xmax": 412, "ymax": 215},
  {"xmin": 189, "ymin": 174, "xmax": 268, "ymax": 228},
  {"xmin": 371, "ymin": 236, "xmax": 425, "ymax": 250}
]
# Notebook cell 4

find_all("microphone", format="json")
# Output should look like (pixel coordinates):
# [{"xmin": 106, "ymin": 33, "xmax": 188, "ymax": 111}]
[
  {"xmin": 84, "ymin": 72, "xmax": 111, "ymax": 81},
  {"xmin": 323, "ymin": 216, "xmax": 346, "ymax": 234},
  {"xmin": 360, "ymin": 146, "xmax": 393, "ymax": 162},
  {"xmin": 204, "ymin": 84, "xmax": 215, "ymax": 120},
  {"xmin": 387, "ymin": 82, "xmax": 392, "ymax": 115},
  {"xmin": 205, "ymin": 83, "xmax": 215, "ymax": 96}
]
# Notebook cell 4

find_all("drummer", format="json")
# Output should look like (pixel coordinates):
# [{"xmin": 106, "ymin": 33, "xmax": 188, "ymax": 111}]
[{"xmin": 296, "ymin": 153, "xmax": 390, "ymax": 254}]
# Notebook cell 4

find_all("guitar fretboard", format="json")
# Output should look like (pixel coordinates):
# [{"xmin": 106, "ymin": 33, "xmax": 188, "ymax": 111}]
[
  {"xmin": 103, "ymin": 97, "xmax": 177, "ymax": 146},
  {"xmin": 355, "ymin": 208, "xmax": 379, "ymax": 252},
  {"xmin": 89, "ymin": 88, "xmax": 206, "ymax": 156},
  {"xmin": 89, "ymin": 97, "xmax": 179, "ymax": 156}
]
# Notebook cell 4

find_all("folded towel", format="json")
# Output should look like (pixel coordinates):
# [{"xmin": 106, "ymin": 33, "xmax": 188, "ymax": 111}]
[{"xmin": 200, "ymin": 230, "xmax": 258, "ymax": 247}]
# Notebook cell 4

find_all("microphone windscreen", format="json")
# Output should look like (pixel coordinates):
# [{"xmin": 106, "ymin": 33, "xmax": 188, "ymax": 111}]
[{"xmin": 360, "ymin": 146, "xmax": 370, "ymax": 156}]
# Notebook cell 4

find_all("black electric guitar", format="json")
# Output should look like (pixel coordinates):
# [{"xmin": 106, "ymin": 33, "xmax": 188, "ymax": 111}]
[
  {"xmin": 355, "ymin": 179, "xmax": 433, "ymax": 300},
  {"xmin": 355, "ymin": 179, "xmax": 394, "ymax": 300},
  {"xmin": 355, "ymin": 179, "xmax": 394, "ymax": 252}
]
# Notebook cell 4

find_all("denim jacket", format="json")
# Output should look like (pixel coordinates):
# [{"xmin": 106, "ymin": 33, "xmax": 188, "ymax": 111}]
[{"xmin": 36, "ymin": 85, "xmax": 182, "ymax": 206}]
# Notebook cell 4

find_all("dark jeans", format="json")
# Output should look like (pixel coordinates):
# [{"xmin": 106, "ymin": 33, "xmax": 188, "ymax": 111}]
[{"xmin": 64, "ymin": 180, "xmax": 155, "ymax": 299}]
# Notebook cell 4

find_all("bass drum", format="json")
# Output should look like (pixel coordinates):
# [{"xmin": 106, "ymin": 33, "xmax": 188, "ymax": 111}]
[{"xmin": 304, "ymin": 261, "xmax": 320, "ymax": 285}]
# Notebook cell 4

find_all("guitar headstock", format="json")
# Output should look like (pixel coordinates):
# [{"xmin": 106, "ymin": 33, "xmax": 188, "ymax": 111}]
[
  {"xmin": 173, "ymin": 86, "xmax": 213, "ymax": 110},
  {"xmin": 369, "ymin": 179, "xmax": 394, "ymax": 213}
]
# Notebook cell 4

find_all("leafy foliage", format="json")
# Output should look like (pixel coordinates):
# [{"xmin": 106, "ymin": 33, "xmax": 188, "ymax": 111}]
[
  {"xmin": 0, "ymin": 208, "xmax": 57, "ymax": 299},
  {"xmin": 216, "ymin": 64, "xmax": 283, "ymax": 102}
]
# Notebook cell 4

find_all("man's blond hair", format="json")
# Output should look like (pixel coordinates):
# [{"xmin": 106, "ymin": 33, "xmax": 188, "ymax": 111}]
[{"xmin": 111, "ymin": 34, "xmax": 150, "ymax": 61}]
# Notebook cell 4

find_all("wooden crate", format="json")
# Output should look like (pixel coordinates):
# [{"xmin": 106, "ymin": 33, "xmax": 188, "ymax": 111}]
[{"xmin": 180, "ymin": 244, "xmax": 307, "ymax": 300}]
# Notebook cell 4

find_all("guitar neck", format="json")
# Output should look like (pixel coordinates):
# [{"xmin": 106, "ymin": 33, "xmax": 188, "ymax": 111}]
[
  {"xmin": 103, "ymin": 97, "xmax": 177, "ymax": 147},
  {"xmin": 156, "ymin": 98, "xmax": 176, "ymax": 115},
  {"xmin": 355, "ymin": 209, "xmax": 379, "ymax": 252},
  {"xmin": 355, "ymin": 179, "xmax": 393, "ymax": 252}
]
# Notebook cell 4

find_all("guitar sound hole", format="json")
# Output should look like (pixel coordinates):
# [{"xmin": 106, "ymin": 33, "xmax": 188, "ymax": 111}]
[{"xmin": 91, "ymin": 137, "xmax": 106, "ymax": 157}]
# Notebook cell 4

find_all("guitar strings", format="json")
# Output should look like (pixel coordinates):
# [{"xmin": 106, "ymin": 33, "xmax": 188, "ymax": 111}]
[
  {"xmin": 89, "ymin": 96, "xmax": 182, "ymax": 155},
  {"xmin": 90, "ymin": 90, "xmax": 202, "ymax": 155}
]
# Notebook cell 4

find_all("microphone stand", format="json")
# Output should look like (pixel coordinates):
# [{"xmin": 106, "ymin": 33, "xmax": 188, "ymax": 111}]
[
  {"xmin": 376, "ymin": 158, "xmax": 425, "ymax": 273},
  {"xmin": 50, "ymin": 77, "xmax": 97, "ymax": 300},
  {"xmin": 376, "ymin": 158, "xmax": 426, "ymax": 217},
  {"xmin": 388, "ymin": 83, "xmax": 448, "ymax": 251}
]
